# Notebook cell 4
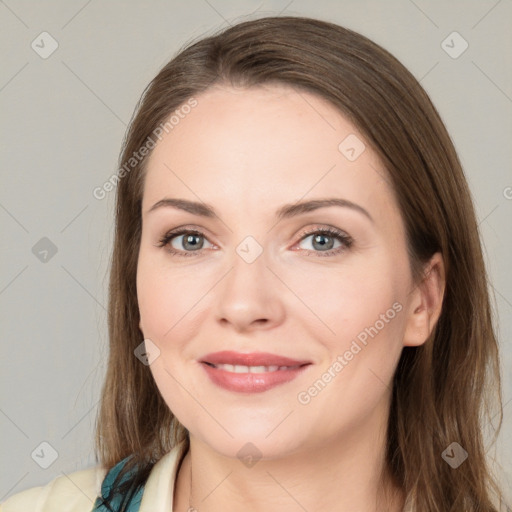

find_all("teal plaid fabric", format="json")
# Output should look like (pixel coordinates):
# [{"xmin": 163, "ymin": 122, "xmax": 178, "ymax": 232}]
[{"xmin": 92, "ymin": 456, "xmax": 144, "ymax": 512}]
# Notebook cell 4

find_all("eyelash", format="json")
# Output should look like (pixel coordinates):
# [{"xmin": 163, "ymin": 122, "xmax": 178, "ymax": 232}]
[{"xmin": 157, "ymin": 226, "xmax": 354, "ymax": 258}]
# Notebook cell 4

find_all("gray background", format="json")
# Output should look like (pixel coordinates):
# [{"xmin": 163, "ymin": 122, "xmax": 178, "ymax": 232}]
[{"xmin": 1, "ymin": 0, "xmax": 511, "ymax": 503}]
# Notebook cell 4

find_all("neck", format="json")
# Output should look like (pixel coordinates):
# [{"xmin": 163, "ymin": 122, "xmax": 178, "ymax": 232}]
[{"xmin": 174, "ymin": 405, "xmax": 405, "ymax": 511}]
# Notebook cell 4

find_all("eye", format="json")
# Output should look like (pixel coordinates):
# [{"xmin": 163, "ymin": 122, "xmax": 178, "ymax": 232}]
[
  {"xmin": 157, "ymin": 226, "xmax": 353, "ymax": 258},
  {"xmin": 157, "ymin": 228, "xmax": 214, "ymax": 257},
  {"xmin": 295, "ymin": 227, "xmax": 353, "ymax": 257}
]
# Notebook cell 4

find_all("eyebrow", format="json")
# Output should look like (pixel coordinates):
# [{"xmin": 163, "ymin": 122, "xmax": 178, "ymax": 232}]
[{"xmin": 147, "ymin": 197, "xmax": 373, "ymax": 223}]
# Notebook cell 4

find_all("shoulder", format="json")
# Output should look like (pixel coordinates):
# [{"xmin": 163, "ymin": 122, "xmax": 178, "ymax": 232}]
[
  {"xmin": 1, "ymin": 442, "xmax": 188, "ymax": 512},
  {"xmin": 0, "ymin": 465, "xmax": 107, "ymax": 512}
]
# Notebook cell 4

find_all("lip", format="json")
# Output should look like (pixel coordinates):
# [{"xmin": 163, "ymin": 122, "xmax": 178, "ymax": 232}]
[
  {"xmin": 199, "ymin": 351, "xmax": 312, "ymax": 393},
  {"xmin": 200, "ymin": 351, "xmax": 310, "ymax": 367}
]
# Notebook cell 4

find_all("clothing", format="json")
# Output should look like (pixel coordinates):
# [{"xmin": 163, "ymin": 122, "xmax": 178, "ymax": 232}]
[
  {"xmin": 91, "ymin": 454, "xmax": 144, "ymax": 511},
  {"xmin": 0, "ymin": 441, "xmax": 188, "ymax": 512}
]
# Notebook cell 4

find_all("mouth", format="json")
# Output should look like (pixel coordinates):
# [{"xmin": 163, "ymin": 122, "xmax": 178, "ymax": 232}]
[
  {"xmin": 199, "ymin": 351, "xmax": 312, "ymax": 393},
  {"xmin": 202, "ymin": 362, "xmax": 305, "ymax": 373}
]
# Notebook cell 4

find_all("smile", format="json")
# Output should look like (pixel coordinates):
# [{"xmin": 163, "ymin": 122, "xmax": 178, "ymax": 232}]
[
  {"xmin": 199, "ymin": 352, "xmax": 312, "ymax": 393},
  {"xmin": 204, "ymin": 363, "xmax": 303, "ymax": 373}
]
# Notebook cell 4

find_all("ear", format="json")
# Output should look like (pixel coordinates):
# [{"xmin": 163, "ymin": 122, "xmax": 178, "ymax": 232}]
[{"xmin": 402, "ymin": 252, "xmax": 446, "ymax": 347}]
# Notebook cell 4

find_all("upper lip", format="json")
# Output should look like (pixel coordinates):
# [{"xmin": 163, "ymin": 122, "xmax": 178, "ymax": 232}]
[{"xmin": 200, "ymin": 351, "xmax": 311, "ymax": 367}]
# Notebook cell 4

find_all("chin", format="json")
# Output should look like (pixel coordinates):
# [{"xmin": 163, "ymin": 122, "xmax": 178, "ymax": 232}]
[{"xmin": 187, "ymin": 416, "xmax": 312, "ymax": 462}]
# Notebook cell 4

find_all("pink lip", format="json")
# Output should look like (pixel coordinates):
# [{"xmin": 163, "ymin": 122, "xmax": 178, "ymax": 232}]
[
  {"xmin": 200, "ymin": 351, "xmax": 310, "ymax": 367},
  {"xmin": 199, "ymin": 351, "xmax": 312, "ymax": 393}
]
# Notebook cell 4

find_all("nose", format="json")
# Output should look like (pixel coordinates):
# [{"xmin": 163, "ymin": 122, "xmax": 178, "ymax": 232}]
[{"xmin": 214, "ymin": 248, "xmax": 286, "ymax": 333}]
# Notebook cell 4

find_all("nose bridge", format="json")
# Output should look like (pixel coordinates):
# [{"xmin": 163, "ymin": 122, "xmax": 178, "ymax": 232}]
[
  {"xmin": 224, "ymin": 235, "xmax": 270, "ymax": 299},
  {"xmin": 214, "ymin": 234, "xmax": 284, "ymax": 329}
]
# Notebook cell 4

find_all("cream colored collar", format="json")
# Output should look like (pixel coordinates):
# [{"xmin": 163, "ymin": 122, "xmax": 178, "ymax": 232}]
[{"xmin": 139, "ymin": 441, "xmax": 188, "ymax": 511}]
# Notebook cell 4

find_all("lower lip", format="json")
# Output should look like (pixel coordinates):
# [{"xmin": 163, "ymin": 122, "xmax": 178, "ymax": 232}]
[{"xmin": 201, "ymin": 363, "xmax": 310, "ymax": 393}]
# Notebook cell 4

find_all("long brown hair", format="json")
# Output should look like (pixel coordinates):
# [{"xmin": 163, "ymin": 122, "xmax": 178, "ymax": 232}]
[{"xmin": 95, "ymin": 15, "xmax": 504, "ymax": 510}]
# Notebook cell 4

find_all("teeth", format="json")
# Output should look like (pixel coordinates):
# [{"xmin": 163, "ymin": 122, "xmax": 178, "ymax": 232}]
[{"xmin": 213, "ymin": 363, "xmax": 297, "ymax": 373}]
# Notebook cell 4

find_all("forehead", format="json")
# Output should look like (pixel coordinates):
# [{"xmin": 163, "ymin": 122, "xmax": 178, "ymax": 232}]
[{"xmin": 142, "ymin": 84, "xmax": 397, "ymax": 225}]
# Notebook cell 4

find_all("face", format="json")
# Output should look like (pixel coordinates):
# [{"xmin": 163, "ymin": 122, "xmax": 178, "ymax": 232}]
[{"xmin": 136, "ymin": 83, "xmax": 419, "ymax": 460}]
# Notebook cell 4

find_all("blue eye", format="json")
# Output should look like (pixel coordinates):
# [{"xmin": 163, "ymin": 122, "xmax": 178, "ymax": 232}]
[
  {"xmin": 296, "ymin": 227, "xmax": 353, "ymax": 257},
  {"xmin": 157, "ymin": 226, "xmax": 353, "ymax": 258},
  {"xmin": 157, "ymin": 229, "xmax": 214, "ymax": 257}
]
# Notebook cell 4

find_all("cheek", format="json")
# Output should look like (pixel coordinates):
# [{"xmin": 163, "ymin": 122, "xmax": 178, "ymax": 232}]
[
  {"xmin": 136, "ymin": 256, "xmax": 207, "ymax": 423},
  {"xmin": 279, "ymin": 252, "xmax": 403, "ymax": 347},
  {"xmin": 136, "ymin": 253, "xmax": 209, "ymax": 340},
  {"xmin": 281, "ymin": 254, "xmax": 407, "ymax": 417},
  {"xmin": 137, "ymin": 271, "xmax": 169, "ymax": 339}
]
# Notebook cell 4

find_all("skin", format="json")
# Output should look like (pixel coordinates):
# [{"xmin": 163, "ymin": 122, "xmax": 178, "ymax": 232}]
[{"xmin": 136, "ymin": 83, "xmax": 445, "ymax": 512}]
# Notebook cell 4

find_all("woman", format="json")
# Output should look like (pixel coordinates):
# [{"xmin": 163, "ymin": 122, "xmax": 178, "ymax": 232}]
[{"xmin": 2, "ymin": 15, "xmax": 505, "ymax": 512}]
